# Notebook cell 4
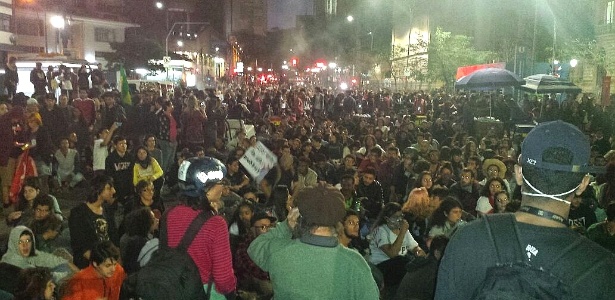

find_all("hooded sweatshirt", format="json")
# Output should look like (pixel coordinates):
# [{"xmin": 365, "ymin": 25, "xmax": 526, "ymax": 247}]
[{"xmin": 0, "ymin": 226, "xmax": 70, "ymax": 281}]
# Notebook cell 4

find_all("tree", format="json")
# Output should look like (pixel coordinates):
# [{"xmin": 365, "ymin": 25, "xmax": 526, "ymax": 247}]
[
  {"xmin": 104, "ymin": 35, "xmax": 166, "ymax": 73},
  {"xmin": 427, "ymin": 28, "xmax": 494, "ymax": 87}
]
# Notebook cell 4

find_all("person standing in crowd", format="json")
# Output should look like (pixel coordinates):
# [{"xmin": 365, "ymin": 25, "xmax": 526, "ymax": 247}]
[
  {"xmin": 105, "ymin": 135, "xmax": 133, "ymax": 205},
  {"xmin": 436, "ymin": 120, "xmax": 615, "ymax": 299},
  {"xmin": 77, "ymin": 64, "xmax": 90, "ymax": 92},
  {"xmin": 248, "ymin": 183, "xmax": 379, "ymax": 299},
  {"xmin": 4, "ymin": 57, "xmax": 18, "ymax": 98},
  {"xmin": 101, "ymin": 91, "xmax": 127, "ymax": 129},
  {"xmin": 0, "ymin": 106, "xmax": 25, "ymax": 208},
  {"xmin": 90, "ymin": 63, "xmax": 104, "ymax": 91},
  {"xmin": 30, "ymin": 62, "xmax": 47, "ymax": 97},
  {"xmin": 153, "ymin": 97, "xmax": 176, "ymax": 173},
  {"xmin": 165, "ymin": 157, "xmax": 236, "ymax": 298}
]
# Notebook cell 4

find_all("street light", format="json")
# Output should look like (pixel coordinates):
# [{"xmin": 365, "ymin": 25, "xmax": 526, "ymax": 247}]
[
  {"xmin": 177, "ymin": 40, "xmax": 184, "ymax": 47},
  {"xmin": 347, "ymin": 15, "xmax": 354, "ymax": 22},
  {"xmin": 155, "ymin": 1, "xmax": 169, "ymax": 31},
  {"xmin": 368, "ymin": 31, "xmax": 374, "ymax": 52}
]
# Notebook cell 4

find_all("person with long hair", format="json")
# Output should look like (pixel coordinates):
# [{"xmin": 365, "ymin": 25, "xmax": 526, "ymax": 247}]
[
  {"xmin": 413, "ymin": 171, "xmax": 434, "ymax": 194},
  {"xmin": 476, "ymin": 177, "xmax": 507, "ymax": 217},
  {"xmin": 369, "ymin": 202, "xmax": 426, "ymax": 290},
  {"xmin": 6, "ymin": 177, "xmax": 63, "ymax": 227},
  {"xmin": 132, "ymin": 146, "xmax": 163, "ymax": 186},
  {"xmin": 427, "ymin": 197, "xmax": 466, "ymax": 246},
  {"xmin": 119, "ymin": 207, "xmax": 159, "ymax": 274},
  {"xmin": 402, "ymin": 187, "xmax": 435, "ymax": 248},
  {"xmin": 14, "ymin": 267, "xmax": 55, "ymax": 300}
]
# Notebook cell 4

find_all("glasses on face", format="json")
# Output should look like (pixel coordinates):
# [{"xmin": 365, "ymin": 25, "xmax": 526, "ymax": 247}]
[
  {"xmin": 461, "ymin": 175, "xmax": 471, "ymax": 180},
  {"xmin": 253, "ymin": 224, "xmax": 274, "ymax": 231},
  {"xmin": 18, "ymin": 239, "xmax": 32, "ymax": 245},
  {"xmin": 35, "ymin": 208, "xmax": 50, "ymax": 213},
  {"xmin": 488, "ymin": 169, "xmax": 499, "ymax": 174},
  {"xmin": 490, "ymin": 184, "xmax": 502, "ymax": 189},
  {"xmin": 497, "ymin": 197, "xmax": 509, "ymax": 203}
]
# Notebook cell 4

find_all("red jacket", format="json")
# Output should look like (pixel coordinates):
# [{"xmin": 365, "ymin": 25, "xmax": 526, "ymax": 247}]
[{"xmin": 62, "ymin": 264, "xmax": 126, "ymax": 300}]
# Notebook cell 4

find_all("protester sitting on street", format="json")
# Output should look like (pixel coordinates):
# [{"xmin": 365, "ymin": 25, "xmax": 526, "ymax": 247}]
[
  {"xmin": 1, "ymin": 226, "xmax": 78, "ymax": 283},
  {"xmin": 132, "ymin": 146, "xmax": 163, "ymax": 186},
  {"xmin": 54, "ymin": 138, "xmax": 85, "ymax": 190},
  {"xmin": 475, "ymin": 177, "xmax": 507, "ymax": 217},
  {"xmin": 492, "ymin": 190, "xmax": 511, "ymax": 214},
  {"xmin": 119, "ymin": 207, "xmax": 159, "ymax": 274},
  {"xmin": 13, "ymin": 267, "xmax": 56, "ymax": 300},
  {"xmin": 427, "ymin": 197, "xmax": 466, "ymax": 247},
  {"xmin": 394, "ymin": 235, "xmax": 449, "ymax": 300},
  {"xmin": 234, "ymin": 212, "xmax": 276, "ymax": 299},
  {"xmin": 356, "ymin": 167, "xmax": 384, "ymax": 220},
  {"xmin": 586, "ymin": 202, "xmax": 615, "ymax": 253},
  {"xmin": 62, "ymin": 241, "xmax": 126, "ymax": 300},
  {"xmin": 68, "ymin": 175, "xmax": 119, "ymax": 269},
  {"xmin": 369, "ymin": 202, "xmax": 426, "ymax": 293},
  {"xmin": 126, "ymin": 180, "xmax": 164, "ymax": 219},
  {"xmin": 6, "ymin": 177, "xmax": 63, "ymax": 227}
]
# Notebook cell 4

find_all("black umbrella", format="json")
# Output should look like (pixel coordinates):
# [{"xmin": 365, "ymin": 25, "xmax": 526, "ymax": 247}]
[
  {"xmin": 455, "ymin": 68, "xmax": 525, "ymax": 90},
  {"xmin": 519, "ymin": 74, "xmax": 581, "ymax": 94}
]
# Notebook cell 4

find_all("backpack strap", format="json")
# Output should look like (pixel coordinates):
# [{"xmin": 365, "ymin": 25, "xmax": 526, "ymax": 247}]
[
  {"xmin": 484, "ymin": 214, "xmax": 525, "ymax": 264},
  {"xmin": 160, "ymin": 209, "xmax": 212, "ymax": 251}
]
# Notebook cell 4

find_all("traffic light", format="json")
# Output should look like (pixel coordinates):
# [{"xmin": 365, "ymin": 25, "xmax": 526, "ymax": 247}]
[{"xmin": 291, "ymin": 58, "xmax": 297, "ymax": 67}]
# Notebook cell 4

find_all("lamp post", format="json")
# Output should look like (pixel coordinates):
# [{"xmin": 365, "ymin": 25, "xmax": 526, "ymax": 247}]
[
  {"xmin": 368, "ymin": 31, "xmax": 373, "ymax": 52},
  {"xmin": 155, "ymin": 1, "xmax": 169, "ymax": 32},
  {"xmin": 50, "ymin": 15, "xmax": 65, "ymax": 54}
]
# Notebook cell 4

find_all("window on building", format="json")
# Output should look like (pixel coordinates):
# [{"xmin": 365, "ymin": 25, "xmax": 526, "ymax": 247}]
[
  {"xmin": 607, "ymin": 1, "xmax": 614, "ymax": 24},
  {"xmin": 95, "ymin": 28, "xmax": 116, "ymax": 42},
  {"xmin": 14, "ymin": 18, "xmax": 43, "ymax": 36},
  {"xmin": 0, "ymin": 14, "xmax": 10, "ymax": 32}
]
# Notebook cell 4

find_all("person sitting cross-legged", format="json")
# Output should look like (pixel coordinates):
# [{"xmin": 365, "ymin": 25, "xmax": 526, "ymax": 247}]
[{"xmin": 62, "ymin": 241, "xmax": 126, "ymax": 300}]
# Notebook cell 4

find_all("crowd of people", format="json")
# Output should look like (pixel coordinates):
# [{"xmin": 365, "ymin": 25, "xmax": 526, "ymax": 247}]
[{"xmin": 0, "ymin": 61, "xmax": 614, "ymax": 299}]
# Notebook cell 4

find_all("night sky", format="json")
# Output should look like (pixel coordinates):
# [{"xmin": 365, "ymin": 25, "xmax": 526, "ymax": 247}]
[{"xmin": 267, "ymin": 0, "xmax": 314, "ymax": 30}]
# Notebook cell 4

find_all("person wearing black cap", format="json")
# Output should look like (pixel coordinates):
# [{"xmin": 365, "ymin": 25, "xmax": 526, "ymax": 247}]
[
  {"xmin": 164, "ymin": 157, "xmax": 237, "ymax": 298},
  {"xmin": 248, "ymin": 183, "xmax": 379, "ymax": 299},
  {"xmin": 436, "ymin": 120, "xmax": 615, "ymax": 299}
]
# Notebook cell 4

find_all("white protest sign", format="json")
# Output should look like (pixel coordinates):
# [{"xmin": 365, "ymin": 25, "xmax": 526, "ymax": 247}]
[{"xmin": 239, "ymin": 141, "xmax": 278, "ymax": 184}]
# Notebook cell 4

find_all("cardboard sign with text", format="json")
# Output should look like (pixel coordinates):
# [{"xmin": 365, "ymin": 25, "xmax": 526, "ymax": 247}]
[{"xmin": 239, "ymin": 141, "xmax": 278, "ymax": 184}]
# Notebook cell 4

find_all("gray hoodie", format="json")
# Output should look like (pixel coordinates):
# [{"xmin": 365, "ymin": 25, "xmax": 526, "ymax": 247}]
[{"xmin": 1, "ymin": 226, "xmax": 69, "ymax": 280}]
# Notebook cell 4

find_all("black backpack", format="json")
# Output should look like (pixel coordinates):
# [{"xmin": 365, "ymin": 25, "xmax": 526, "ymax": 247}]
[
  {"xmin": 123, "ymin": 210, "xmax": 213, "ymax": 300},
  {"xmin": 472, "ymin": 214, "xmax": 580, "ymax": 300}
]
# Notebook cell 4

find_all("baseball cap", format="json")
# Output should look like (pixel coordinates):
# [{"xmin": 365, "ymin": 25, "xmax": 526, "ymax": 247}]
[
  {"xmin": 521, "ymin": 120, "xmax": 590, "ymax": 173},
  {"xmin": 250, "ymin": 212, "xmax": 277, "ymax": 227}
]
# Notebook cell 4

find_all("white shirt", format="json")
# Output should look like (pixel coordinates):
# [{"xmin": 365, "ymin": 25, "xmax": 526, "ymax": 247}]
[
  {"xmin": 369, "ymin": 224, "xmax": 419, "ymax": 265},
  {"xmin": 93, "ymin": 139, "xmax": 108, "ymax": 171}
]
